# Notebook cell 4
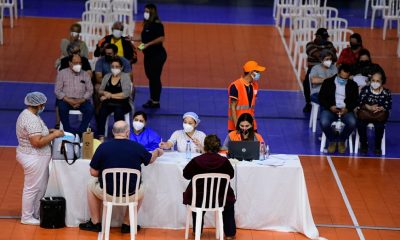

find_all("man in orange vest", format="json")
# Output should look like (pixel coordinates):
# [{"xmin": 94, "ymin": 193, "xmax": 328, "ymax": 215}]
[{"xmin": 228, "ymin": 60, "xmax": 266, "ymax": 132}]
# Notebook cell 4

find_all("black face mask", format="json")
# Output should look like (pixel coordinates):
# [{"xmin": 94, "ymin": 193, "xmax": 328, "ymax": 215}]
[
  {"xmin": 359, "ymin": 60, "xmax": 370, "ymax": 67},
  {"xmin": 240, "ymin": 128, "xmax": 251, "ymax": 135},
  {"xmin": 350, "ymin": 43, "xmax": 360, "ymax": 50}
]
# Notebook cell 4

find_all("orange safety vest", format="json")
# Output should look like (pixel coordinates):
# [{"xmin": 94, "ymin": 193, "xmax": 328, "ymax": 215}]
[
  {"xmin": 228, "ymin": 131, "xmax": 264, "ymax": 143},
  {"xmin": 227, "ymin": 78, "xmax": 258, "ymax": 131}
]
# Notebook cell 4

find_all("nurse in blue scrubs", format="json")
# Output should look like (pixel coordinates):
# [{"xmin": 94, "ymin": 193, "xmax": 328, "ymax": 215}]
[{"xmin": 129, "ymin": 111, "xmax": 161, "ymax": 151}]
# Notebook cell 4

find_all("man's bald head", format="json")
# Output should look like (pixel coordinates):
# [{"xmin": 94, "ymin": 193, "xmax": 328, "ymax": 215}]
[{"xmin": 112, "ymin": 121, "xmax": 129, "ymax": 138}]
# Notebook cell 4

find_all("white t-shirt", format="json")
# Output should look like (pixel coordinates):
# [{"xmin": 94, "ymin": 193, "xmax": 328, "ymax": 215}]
[
  {"xmin": 16, "ymin": 109, "xmax": 51, "ymax": 156},
  {"xmin": 167, "ymin": 130, "xmax": 206, "ymax": 153}
]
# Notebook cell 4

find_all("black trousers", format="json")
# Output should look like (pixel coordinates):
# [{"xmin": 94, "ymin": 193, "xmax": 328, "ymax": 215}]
[
  {"xmin": 192, "ymin": 204, "xmax": 236, "ymax": 237},
  {"xmin": 302, "ymin": 67, "xmax": 312, "ymax": 104},
  {"xmin": 144, "ymin": 50, "xmax": 167, "ymax": 102},
  {"xmin": 357, "ymin": 120, "xmax": 385, "ymax": 148},
  {"xmin": 97, "ymin": 102, "xmax": 131, "ymax": 136}
]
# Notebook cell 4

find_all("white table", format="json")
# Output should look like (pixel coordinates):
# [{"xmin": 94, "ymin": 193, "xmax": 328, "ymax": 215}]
[{"xmin": 46, "ymin": 152, "xmax": 320, "ymax": 239}]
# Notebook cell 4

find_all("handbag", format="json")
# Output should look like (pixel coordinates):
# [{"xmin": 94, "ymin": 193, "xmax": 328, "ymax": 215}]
[
  {"xmin": 40, "ymin": 197, "xmax": 66, "ymax": 229},
  {"xmin": 357, "ymin": 105, "xmax": 388, "ymax": 122},
  {"xmin": 52, "ymin": 133, "xmax": 81, "ymax": 165}
]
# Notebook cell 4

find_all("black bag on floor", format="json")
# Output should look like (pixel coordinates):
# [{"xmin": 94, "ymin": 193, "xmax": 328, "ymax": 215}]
[{"xmin": 40, "ymin": 197, "xmax": 66, "ymax": 229}]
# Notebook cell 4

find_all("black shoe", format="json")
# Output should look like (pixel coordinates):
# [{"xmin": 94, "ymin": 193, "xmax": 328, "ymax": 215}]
[
  {"xmin": 303, "ymin": 103, "xmax": 312, "ymax": 113},
  {"xmin": 142, "ymin": 100, "xmax": 160, "ymax": 109},
  {"xmin": 374, "ymin": 148, "xmax": 382, "ymax": 156},
  {"xmin": 79, "ymin": 219, "xmax": 101, "ymax": 232},
  {"xmin": 121, "ymin": 223, "xmax": 141, "ymax": 233},
  {"xmin": 360, "ymin": 143, "xmax": 368, "ymax": 154}
]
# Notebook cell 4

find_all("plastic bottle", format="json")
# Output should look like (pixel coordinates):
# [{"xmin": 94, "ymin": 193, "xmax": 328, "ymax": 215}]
[
  {"xmin": 260, "ymin": 142, "xmax": 266, "ymax": 160},
  {"xmin": 185, "ymin": 140, "xmax": 192, "ymax": 160}
]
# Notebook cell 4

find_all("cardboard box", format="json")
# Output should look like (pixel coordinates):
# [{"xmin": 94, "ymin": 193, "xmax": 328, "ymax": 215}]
[{"xmin": 82, "ymin": 128, "xmax": 94, "ymax": 159}]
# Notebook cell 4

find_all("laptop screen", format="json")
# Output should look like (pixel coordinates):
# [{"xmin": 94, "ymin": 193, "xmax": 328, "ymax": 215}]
[{"xmin": 227, "ymin": 141, "xmax": 260, "ymax": 161}]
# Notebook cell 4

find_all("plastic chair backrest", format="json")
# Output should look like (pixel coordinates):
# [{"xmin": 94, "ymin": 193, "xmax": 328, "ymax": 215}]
[
  {"xmin": 291, "ymin": 17, "xmax": 318, "ymax": 31},
  {"xmin": 102, "ymin": 168, "xmax": 141, "ymax": 206},
  {"xmin": 322, "ymin": 17, "xmax": 348, "ymax": 30},
  {"xmin": 371, "ymin": 0, "xmax": 389, "ymax": 8},
  {"xmin": 384, "ymin": 0, "xmax": 400, "ymax": 17},
  {"xmin": 85, "ymin": 0, "xmax": 111, "ymax": 13},
  {"xmin": 190, "ymin": 173, "xmax": 230, "ymax": 211},
  {"xmin": 81, "ymin": 10, "xmax": 108, "ymax": 24},
  {"xmin": 305, "ymin": 6, "xmax": 339, "ymax": 19},
  {"xmin": 277, "ymin": 0, "xmax": 299, "ymax": 7}
]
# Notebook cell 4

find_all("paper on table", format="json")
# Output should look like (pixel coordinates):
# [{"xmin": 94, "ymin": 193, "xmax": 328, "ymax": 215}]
[{"xmin": 252, "ymin": 159, "xmax": 285, "ymax": 166}]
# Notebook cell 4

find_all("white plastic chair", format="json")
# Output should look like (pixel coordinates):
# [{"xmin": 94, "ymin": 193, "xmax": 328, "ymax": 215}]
[
  {"xmin": 184, "ymin": 173, "xmax": 230, "ymax": 240},
  {"xmin": 371, "ymin": 0, "xmax": 390, "ymax": 29},
  {"xmin": 59, "ymin": 110, "xmax": 83, "ymax": 130},
  {"xmin": 304, "ymin": 6, "xmax": 339, "ymax": 27},
  {"xmin": 354, "ymin": 126, "xmax": 386, "ymax": 155},
  {"xmin": 382, "ymin": 0, "xmax": 400, "ymax": 40},
  {"xmin": 101, "ymin": 168, "xmax": 141, "ymax": 240},
  {"xmin": 85, "ymin": 0, "xmax": 111, "ymax": 14},
  {"xmin": 288, "ymin": 17, "xmax": 318, "ymax": 55},
  {"xmin": 320, "ymin": 132, "xmax": 354, "ymax": 153},
  {"xmin": 292, "ymin": 28, "xmax": 317, "ymax": 79},
  {"xmin": 309, "ymin": 102, "xmax": 319, "ymax": 133},
  {"xmin": 80, "ymin": 22, "xmax": 108, "ymax": 53},
  {"xmin": 328, "ymin": 28, "xmax": 354, "ymax": 56},
  {"xmin": 0, "ymin": 0, "xmax": 17, "ymax": 28},
  {"xmin": 104, "ymin": 112, "xmax": 130, "ymax": 137},
  {"xmin": 275, "ymin": 0, "xmax": 300, "ymax": 35},
  {"xmin": 108, "ymin": 11, "xmax": 135, "ymax": 36}
]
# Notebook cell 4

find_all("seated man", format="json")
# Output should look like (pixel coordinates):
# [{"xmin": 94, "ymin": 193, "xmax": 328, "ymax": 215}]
[
  {"xmin": 95, "ymin": 43, "xmax": 132, "ymax": 89},
  {"xmin": 94, "ymin": 21, "xmax": 137, "ymax": 64},
  {"xmin": 59, "ymin": 42, "xmax": 92, "ymax": 78},
  {"xmin": 55, "ymin": 54, "xmax": 94, "ymax": 135},
  {"xmin": 319, "ymin": 64, "xmax": 359, "ymax": 154},
  {"xmin": 79, "ymin": 121, "xmax": 164, "ymax": 233},
  {"xmin": 309, "ymin": 49, "xmax": 337, "ymax": 104}
]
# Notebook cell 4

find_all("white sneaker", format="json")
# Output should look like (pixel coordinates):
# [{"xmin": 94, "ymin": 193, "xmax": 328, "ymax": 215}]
[{"xmin": 21, "ymin": 218, "xmax": 40, "ymax": 225}]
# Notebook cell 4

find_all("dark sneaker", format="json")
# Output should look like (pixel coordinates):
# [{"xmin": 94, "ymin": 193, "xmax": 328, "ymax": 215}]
[
  {"xmin": 374, "ymin": 148, "xmax": 382, "ymax": 156},
  {"xmin": 303, "ymin": 103, "xmax": 312, "ymax": 113},
  {"xmin": 327, "ymin": 142, "xmax": 337, "ymax": 154},
  {"xmin": 79, "ymin": 219, "xmax": 101, "ymax": 232},
  {"xmin": 360, "ymin": 143, "xmax": 368, "ymax": 154},
  {"xmin": 142, "ymin": 100, "xmax": 160, "ymax": 109},
  {"xmin": 338, "ymin": 142, "xmax": 346, "ymax": 154},
  {"xmin": 121, "ymin": 223, "xmax": 141, "ymax": 233}
]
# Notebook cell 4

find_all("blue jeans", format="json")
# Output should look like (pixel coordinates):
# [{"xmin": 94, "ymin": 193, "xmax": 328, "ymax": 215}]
[
  {"xmin": 57, "ymin": 99, "xmax": 94, "ymax": 135},
  {"xmin": 320, "ymin": 110, "xmax": 356, "ymax": 142}
]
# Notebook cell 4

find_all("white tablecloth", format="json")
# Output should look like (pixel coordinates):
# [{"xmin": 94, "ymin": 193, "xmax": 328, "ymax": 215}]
[{"xmin": 46, "ymin": 152, "xmax": 320, "ymax": 239}]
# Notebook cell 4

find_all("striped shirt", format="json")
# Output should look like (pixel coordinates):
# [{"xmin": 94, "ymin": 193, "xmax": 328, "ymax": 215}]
[{"xmin": 55, "ymin": 68, "xmax": 93, "ymax": 100}]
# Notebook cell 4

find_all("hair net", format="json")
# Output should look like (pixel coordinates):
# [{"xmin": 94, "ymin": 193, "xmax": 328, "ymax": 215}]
[
  {"xmin": 183, "ymin": 112, "xmax": 200, "ymax": 125},
  {"xmin": 24, "ymin": 92, "xmax": 47, "ymax": 106}
]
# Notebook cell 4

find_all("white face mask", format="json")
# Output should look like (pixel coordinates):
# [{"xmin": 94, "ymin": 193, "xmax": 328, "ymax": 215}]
[
  {"xmin": 112, "ymin": 29, "xmax": 122, "ymax": 39},
  {"xmin": 370, "ymin": 82, "xmax": 381, "ymax": 90},
  {"xmin": 183, "ymin": 123, "xmax": 194, "ymax": 133},
  {"xmin": 70, "ymin": 32, "xmax": 80, "ymax": 38},
  {"xmin": 37, "ymin": 106, "xmax": 45, "ymax": 115},
  {"xmin": 132, "ymin": 121, "xmax": 145, "ymax": 131},
  {"xmin": 323, "ymin": 60, "xmax": 332, "ymax": 68},
  {"xmin": 111, "ymin": 68, "xmax": 121, "ymax": 76},
  {"xmin": 72, "ymin": 64, "xmax": 82, "ymax": 73},
  {"xmin": 144, "ymin": 12, "xmax": 150, "ymax": 20}
]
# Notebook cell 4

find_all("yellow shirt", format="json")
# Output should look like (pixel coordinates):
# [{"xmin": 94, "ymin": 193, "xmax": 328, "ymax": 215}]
[{"xmin": 111, "ymin": 38, "xmax": 124, "ymax": 57}]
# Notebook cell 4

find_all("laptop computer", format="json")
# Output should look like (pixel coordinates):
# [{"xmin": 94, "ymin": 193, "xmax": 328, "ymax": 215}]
[{"xmin": 227, "ymin": 141, "xmax": 260, "ymax": 161}]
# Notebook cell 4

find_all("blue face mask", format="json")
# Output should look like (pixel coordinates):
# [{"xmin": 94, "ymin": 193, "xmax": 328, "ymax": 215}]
[
  {"xmin": 252, "ymin": 72, "xmax": 261, "ymax": 81},
  {"xmin": 337, "ymin": 77, "xmax": 347, "ymax": 85},
  {"xmin": 37, "ymin": 106, "xmax": 45, "ymax": 115}
]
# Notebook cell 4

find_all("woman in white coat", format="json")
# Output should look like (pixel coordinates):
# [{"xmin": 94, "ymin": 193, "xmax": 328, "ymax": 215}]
[{"xmin": 16, "ymin": 92, "xmax": 64, "ymax": 225}]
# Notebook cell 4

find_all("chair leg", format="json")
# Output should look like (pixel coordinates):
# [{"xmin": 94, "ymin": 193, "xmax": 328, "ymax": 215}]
[
  {"xmin": 382, "ymin": 130, "xmax": 386, "ymax": 155},
  {"xmin": 383, "ymin": 19, "xmax": 388, "ymax": 40},
  {"xmin": 320, "ymin": 133, "xmax": 326, "ymax": 153},
  {"xmin": 348, "ymin": 133, "xmax": 354, "ymax": 154},
  {"xmin": 215, "ymin": 212, "xmax": 219, "ymax": 239},
  {"xmin": 354, "ymin": 130, "xmax": 360, "ymax": 154},
  {"xmin": 364, "ymin": 0, "xmax": 369, "ymax": 19},
  {"xmin": 194, "ymin": 210, "xmax": 202, "ymax": 240},
  {"xmin": 218, "ymin": 211, "xmax": 224, "ymax": 240},
  {"xmin": 104, "ymin": 203, "xmax": 113, "ymax": 240},
  {"xmin": 184, "ymin": 208, "xmax": 191, "ymax": 240},
  {"xmin": 134, "ymin": 205, "xmax": 138, "ymax": 235},
  {"xmin": 128, "ymin": 204, "xmax": 136, "ymax": 240},
  {"xmin": 371, "ymin": 9, "xmax": 376, "ymax": 29},
  {"xmin": 100, "ymin": 205, "xmax": 107, "ymax": 240}
]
